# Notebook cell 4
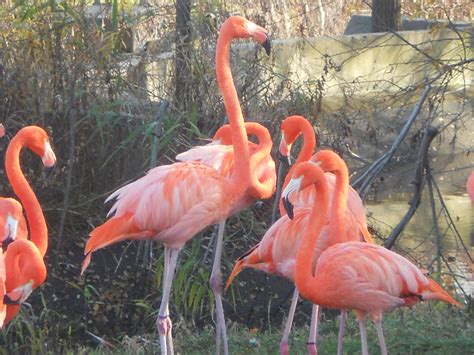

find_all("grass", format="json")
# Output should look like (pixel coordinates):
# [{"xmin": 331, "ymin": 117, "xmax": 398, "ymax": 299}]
[{"xmin": 7, "ymin": 302, "xmax": 469, "ymax": 354}]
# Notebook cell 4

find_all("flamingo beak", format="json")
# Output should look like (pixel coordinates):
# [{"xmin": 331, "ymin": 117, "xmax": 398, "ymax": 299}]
[
  {"xmin": 248, "ymin": 22, "xmax": 271, "ymax": 56},
  {"xmin": 278, "ymin": 135, "xmax": 291, "ymax": 167},
  {"xmin": 42, "ymin": 141, "xmax": 57, "ymax": 169},
  {"xmin": 4, "ymin": 280, "xmax": 34, "ymax": 305},
  {"xmin": 281, "ymin": 176, "xmax": 303, "ymax": 219},
  {"xmin": 261, "ymin": 37, "xmax": 271, "ymax": 56},
  {"xmin": 2, "ymin": 215, "xmax": 19, "ymax": 251}
]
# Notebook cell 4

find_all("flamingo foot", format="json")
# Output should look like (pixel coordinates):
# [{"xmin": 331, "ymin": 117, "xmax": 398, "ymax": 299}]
[
  {"xmin": 279, "ymin": 340, "xmax": 289, "ymax": 355},
  {"xmin": 307, "ymin": 342, "xmax": 317, "ymax": 355}
]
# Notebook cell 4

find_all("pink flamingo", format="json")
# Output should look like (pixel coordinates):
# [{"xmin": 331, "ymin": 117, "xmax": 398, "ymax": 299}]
[
  {"xmin": 467, "ymin": 171, "xmax": 474, "ymax": 202},
  {"xmin": 283, "ymin": 161, "xmax": 461, "ymax": 355},
  {"xmin": 227, "ymin": 150, "xmax": 371, "ymax": 354},
  {"xmin": 177, "ymin": 121, "xmax": 275, "ymax": 350},
  {"xmin": 82, "ymin": 16, "xmax": 271, "ymax": 355}
]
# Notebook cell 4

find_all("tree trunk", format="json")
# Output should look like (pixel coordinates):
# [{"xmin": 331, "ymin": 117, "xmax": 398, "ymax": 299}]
[
  {"xmin": 372, "ymin": 0, "xmax": 402, "ymax": 32},
  {"xmin": 175, "ymin": 0, "xmax": 192, "ymax": 108}
]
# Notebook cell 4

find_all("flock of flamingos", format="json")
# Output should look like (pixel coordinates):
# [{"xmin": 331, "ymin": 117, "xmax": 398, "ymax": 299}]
[{"xmin": 0, "ymin": 15, "xmax": 470, "ymax": 355}]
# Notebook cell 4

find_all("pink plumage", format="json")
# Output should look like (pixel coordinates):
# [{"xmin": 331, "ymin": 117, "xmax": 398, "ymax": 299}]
[{"xmin": 467, "ymin": 171, "xmax": 474, "ymax": 202}]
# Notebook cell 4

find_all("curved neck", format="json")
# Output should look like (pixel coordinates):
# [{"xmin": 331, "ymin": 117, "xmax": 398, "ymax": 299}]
[
  {"xmin": 294, "ymin": 178, "xmax": 329, "ymax": 299},
  {"xmin": 247, "ymin": 123, "xmax": 274, "ymax": 199},
  {"xmin": 280, "ymin": 119, "xmax": 316, "ymax": 215},
  {"xmin": 4, "ymin": 240, "xmax": 45, "ymax": 291},
  {"xmin": 329, "ymin": 164, "xmax": 349, "ymax": 243},
  {"xmin": 5, "ymin": 133, "xmax": 48, "ymax": 257},
  {"xmin": 216, "ymin": 27, "xmax": 250, "ymax": 196}
]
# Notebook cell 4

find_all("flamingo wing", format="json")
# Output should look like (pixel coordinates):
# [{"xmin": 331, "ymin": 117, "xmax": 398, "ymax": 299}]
[
  {"xmin": 83, "ymin": 162, "xmax": 230, "ymax": 272},
  {"xmin": 313, "ymin": 242, "xmax": 459, "ymax": 313}
]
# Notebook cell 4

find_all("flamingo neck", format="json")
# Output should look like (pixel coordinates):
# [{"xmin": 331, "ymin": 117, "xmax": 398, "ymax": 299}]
[
  {"xmin": 294, "ymin": 176, "xmax": 329, "ymax": 301},
  {"xmin": 247, "ymin": 123, "xmax": 274, "ymax": 199},
  {"xmin": 5, "ymin": 133, "xmax": 48, "ymax": 257},
  {"xmin": 330, "ymin": 164, "xmax": 349, "ymax": 243},
  {"xmin": 216, "ymin": 27, "xmax": 250, "ymax": 196},
  {"xmin": 280, "ymin": 119, "xmax": 316, "ymax": 214}
]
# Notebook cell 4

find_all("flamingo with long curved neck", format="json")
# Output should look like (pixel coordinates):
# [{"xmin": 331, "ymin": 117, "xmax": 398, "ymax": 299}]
[
  {"xmin": 176, "ymin": 121, "xmax": 276, "ymax": 205},
  {"xmin": 82, "ymin": 16, "xmax": 271, "ymax": 355},
  {"xmin": 226, "ymin": 150, "xmax": 371, "ymax": 354},
  {"xmin": 5, "ymin": 126, "xmax": 57, "ymax": 256},
  {"xmin": 2, "ymin": 239, "xmax": 47, "ymax": 326},
  {"xmin": 177, "ymin": 122, "xmax": 275, "ymax": 352},
  {"xmin": 284, "ymin": 161, "xmax": 460, "ymax": 355}
]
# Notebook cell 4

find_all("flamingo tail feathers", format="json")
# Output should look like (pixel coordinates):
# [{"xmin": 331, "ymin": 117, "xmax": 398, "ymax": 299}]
[
  {"xmin": 225, "ymin": 244, "xmax": 261, "ymax": 290},
  {"xmin": 422, "ymin": 278, "xmax": 461, "ymax": 307},
  {"xmin": 81, "ymin": 212, "xmax": 155, "ymax": 274}
]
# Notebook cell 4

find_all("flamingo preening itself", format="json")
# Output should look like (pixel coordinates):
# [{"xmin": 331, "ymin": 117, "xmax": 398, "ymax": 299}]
[
  {"xmin": 282, "ymin": 161, "xmax": 461, "ymax": 355},
  {"xmin": 82, "ymin": 16, "xmax": 271, "ymax": 355},
  {"xmin": 227, "ymin": 149, "xmax": 372, "ymax": 354}
]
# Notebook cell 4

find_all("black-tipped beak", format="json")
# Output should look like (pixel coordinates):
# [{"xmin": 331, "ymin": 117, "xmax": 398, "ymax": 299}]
[
  {"xmin": 44, "ymin": 165, "xmax": 56, "ymax": 179},
  {"xmin": 278, "ymin": 152, "xmax": 290, "ymax": 168},
  {"xmin": 282, "ymin": 196, "xmax": 294, "ymax": 220},
  {"xmin": 2, "ymin": 235, "xmax": 13, "ymax": 252},
  {"xmin": 262, "ymin": 37, "xmax": 271, "ymax": 56},
  {"xmin": 3, "ymin": 294, "xmax": 20, "ymax": 305}
]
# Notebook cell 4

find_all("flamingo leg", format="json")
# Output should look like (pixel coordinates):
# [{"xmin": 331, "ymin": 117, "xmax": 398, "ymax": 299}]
[
  {"xmin": 209, "ymin": 221, "xmax": 229, "ymax": 355},
  {"xmin": 336, "ymin": 310, "xmax": 347, "ymax": 355},
  {"xmin": 357, "ymin": 317, "xmax": 369, "ymax": 355},
  {"xmin": 280, "ymin": 287, "xmax": 299, "ymax": 355},
  {"xmin": 307, "ymin": 304, "xmax": 320, "ymax": 355},
  {"xmin": 375, "ymin": 319, "xmax": 387, "ymax": 355},
  {"xmin": 157, "ymin": 247, "xmax": 179, "ymax": 355}
]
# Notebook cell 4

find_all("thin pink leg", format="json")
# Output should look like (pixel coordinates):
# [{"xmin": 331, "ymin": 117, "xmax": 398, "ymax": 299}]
[
  {"xmin": 357, "ymin": 318, "xmax": 369, "ymax": 355},
  {"xmin": 210, "ymin": 221, "xmax": 229, "ymax": 355},
  {"xmin": 337, "ymin": 310, "xmax": 347, "ymax": 355},
  {"xmin": 307, "ymin": 304, "xmax": 320, "ymax": 355},
  {"xmin": 157, "ymin": 247, "xmax": 179, "ymax": 355},
  {"xmin": 375, "ymin": 319, "xmax": 387, "ymax": 355},
  {"xmin": 280, "ymin": 287, "xmax": 299, "ymax": 355}
]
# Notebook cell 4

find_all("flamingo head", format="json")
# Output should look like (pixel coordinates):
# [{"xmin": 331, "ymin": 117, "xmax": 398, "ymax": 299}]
[
  {"xmin": 0, "ymin": 199, "xmax": 23, "ymax": 250},
  {"xmin": 279, "ymin": 115, "xmax": 310, "ymax": 161},
  {"xmin": 311, "ymin": 150, "xmax": 347, "ymax": 174},
  {"xmin": 281, "ymin": 161, "xmax": 323, "ymax": 219},
  {"xmin": 224, "ymin": 16, "xmax": 271, "ymax": 55},
  {"xmin": 22, "ymin": 126, "xmax": 57, "ymax": 169},
  {"xmin": 3, "ymin": 241, "xmax": 47, "ymax": 305},
  {"xmin": 213, "ymin": 124, "xmax": 232, "ymax": 145}
]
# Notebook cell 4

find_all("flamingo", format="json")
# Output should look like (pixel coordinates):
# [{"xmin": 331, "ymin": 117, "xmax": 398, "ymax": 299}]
[
  {"xmin": 278, "ymin": 116, "xmax": 372, "ymax": 242},
  {"xmin": 227, "ymin": 150, "xmax": 371, "ymax": 354},
  {"xmin": 0, "ymin": 126, "xmax": 56, "ymax": 324},
  {"xmin": 0, "ymin": 124, "xmax": 4, "ymax": 138},
  {"xmin": 467, "ymin": 171, "xmax": 474, "ymax": 202},
  {"xmin": 177, "ymin": 121, "xmax": 275, "ymax": 351},
  {"xmin": 1, "ymin": 239, "xmax": 47, "ymax": 327},
  {"xmin": 4, "ymin": 126, "xmax": 57, "ymax": 256},
  {"xmin": 81, "ymin": 16, "xmax": 271, "ymax": 355},
  {"xmin": 283, "ymin": 161, "xmax": 461, "ymax": 355}
]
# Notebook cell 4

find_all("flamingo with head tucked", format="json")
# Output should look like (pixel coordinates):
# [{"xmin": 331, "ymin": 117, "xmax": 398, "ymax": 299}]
[
  {"xmin": 283, "ymin": 161, "xmax": 461, "ymax": 355},
  {"xmin": 82, "ymin": 16, "xmax": 271, "ymax": 355}
]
